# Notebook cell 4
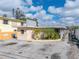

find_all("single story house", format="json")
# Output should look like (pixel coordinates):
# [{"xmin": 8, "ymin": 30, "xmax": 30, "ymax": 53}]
[{"xmin": 17, "ymin": 26, "xmax": 68, "ymax": 41}]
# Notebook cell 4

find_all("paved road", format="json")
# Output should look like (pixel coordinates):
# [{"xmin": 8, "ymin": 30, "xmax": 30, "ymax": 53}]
[{"xmin": 0, "ymin": 40, "xmax": 78, "ymax": 59}]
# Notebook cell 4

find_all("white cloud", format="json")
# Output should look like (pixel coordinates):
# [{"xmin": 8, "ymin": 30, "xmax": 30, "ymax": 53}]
[
  {"xmin": 48, "ymin": 6, "xmax": 63, "ymax": 14},
  {"xmin": 63, "ymin": 8, "xmax": 79, "ymax": 17},
  {"xmin": 26, "ymin": 0, "xmax": 32, "ymax": 5},
  {"xmin": 48, "ymin": 6, "xmax": 57, "ymax": 13},
  {"xmin": 25, "ymin": 14, "xmax": 34, "ymax": 18},
  {"xmin": 0, "ymin": 0, "xmax": 56, "ymax": 27},
  {"xmin": 33, "ymin": 9, "xmax": 53, "ymax": 20},
  {"xmin": 0, "ymin": 10, "xmax": 12, "ymax": 17},
  {"xmin": 48, "ymin": 0, "xmax": 79, "ymax": 26},
  {"xmin": 65, "ymin": 0, "xmax": 76, "ymax": 9},
  {"xmin": 60, "ymin": 17, "xmax": 75, "ymax": 22},
  {"xmin": 60, "ymin": 16, "xmax": 78, "ymax": 26},
  {"xmin": 22, "ymin": 7, "xmax": 30, "ymax": 13},
  {"xmin": 38, "ymin": 10, "xmax": 46, "ymax": 17},
  {"xmin": 0, "ymin": 10, "xmax": 5, "ymax": 15},
  {"xmin": 0, "ymin": 0, "xmax": 21, "ymax": 17},
  {"xmin": 31, "ymin": 10, "xmax": 46, "ymax": 19},
  {"xmin": 42, "ymin": 15, "xmax": 53, "ymax": 20},
  {"xmin": 65, "ymin": 0, "xmax": 79, "ymax": 9},
  {"xmin": 30, "ymin": 6, "xmax": 43, "ymax": 12},
  {"xmin": 0, "ymin": 0, "xmax": 21, "ymax": 11},
  {"xmin": 1, "ymin": 0, "xmax": 79, "ymax": 26},
  {"xmin": 21, "ymin": 0, "xmax": 54, "ymax": 23}
]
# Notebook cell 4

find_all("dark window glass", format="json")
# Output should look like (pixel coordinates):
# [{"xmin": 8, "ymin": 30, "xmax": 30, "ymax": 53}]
[
  {"xmin": 21, "ymin": 30, "xmax": 24, "ymax": 34},
  {"xmin": 3, "ymin": 20, "xmax": 8, "ymax": 24},
  {"xmin": 21, "ymin": 22, "xmax": 24, "ymax": 26},
  {"xmin": 55, "ymin": 29, "xmax": 59, "ymax": 33}
]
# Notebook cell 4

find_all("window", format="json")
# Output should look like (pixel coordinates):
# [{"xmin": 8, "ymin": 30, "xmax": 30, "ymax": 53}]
[
  {"xmin": 3, "ymin": 20, "xmax": 8, "ymax": 24},
  {"xmin": 21, "ymin": 22, "xmax": 24, "ymax": 26},
  {"xmin": 21, "ymin": 30, "xmax": 24, "ymax": 34}
]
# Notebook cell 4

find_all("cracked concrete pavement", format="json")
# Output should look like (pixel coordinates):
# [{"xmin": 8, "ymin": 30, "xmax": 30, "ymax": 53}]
[{"xmin": 0, "ymin": 40, "xmax": 78, "ymax": 59}]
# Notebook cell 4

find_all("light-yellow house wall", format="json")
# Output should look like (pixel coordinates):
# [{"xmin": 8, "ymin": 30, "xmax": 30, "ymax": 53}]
[
  {"xmin": 17, "ymin": 30, "xmax": 34, "ymax": 40},
  {"xmin": 0, "ymin": 19, "xmax": 23, "ymax": 27},
  {"xmin": 0, "ymin": 19, "xmax": 23, "ymax": 40},
  {"xmin": 9, "ymin": 21, "xmax": 21, "ymax": 27},
  {"xmin": 16, "ymin": 22, "xmax": 21, "ymax": 27},
  {"xmin": 9, "ymin": 21, "xmax": 17, "ymax": 26}
]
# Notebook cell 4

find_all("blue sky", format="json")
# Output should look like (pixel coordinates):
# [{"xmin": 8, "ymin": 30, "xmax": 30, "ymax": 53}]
[
  {"xmin": 32, "ymin": 0, "xmax": 65, "ymax": 10},
  {"xmin": 0, "ymin": 0, "xmax": 79, "ymax": 26},
  {"xmin": 21, "ymin": 0, "xmax": 66, "ymax": 26}
]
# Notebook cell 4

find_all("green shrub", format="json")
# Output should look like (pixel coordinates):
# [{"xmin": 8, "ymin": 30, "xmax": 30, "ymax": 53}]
[{"xmin": 33, "ymin": 28, "xmax": 60, "ymax": 40}]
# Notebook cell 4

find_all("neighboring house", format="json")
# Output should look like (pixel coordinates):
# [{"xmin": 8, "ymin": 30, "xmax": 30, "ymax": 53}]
[
  {"xmin": 0, "ymin": 16, "xmax": 26, "ymax": 40},
  {"xmin": 0, "ymin": 16, "xmax": 26, "ymax": 27},
  {"xmin": 17, "ymin": 26, "xmax": 68, "ymax": 41}
]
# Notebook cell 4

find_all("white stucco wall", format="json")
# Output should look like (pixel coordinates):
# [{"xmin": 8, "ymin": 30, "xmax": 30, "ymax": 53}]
[
  {"xmin": 60, "ymin": 30, "xmax": 68, "ymax": 39},
  {"xmin": 0, "ymin": 20, "xmax": 3, "ymax": 24},
  {"xmin": 75, "ymin": 29, "xmax": 79, "ymax": 39},
  {"xmin": 26, "ymin": 30, "xmax": 34, "ymax": 40},
  {"xmin": 60, "ymin": 30, "xmax": 64, "ymax": 39},
  {"xmin": 18, "ymin": 30, "xmax": 33, "ymax": 40}
]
